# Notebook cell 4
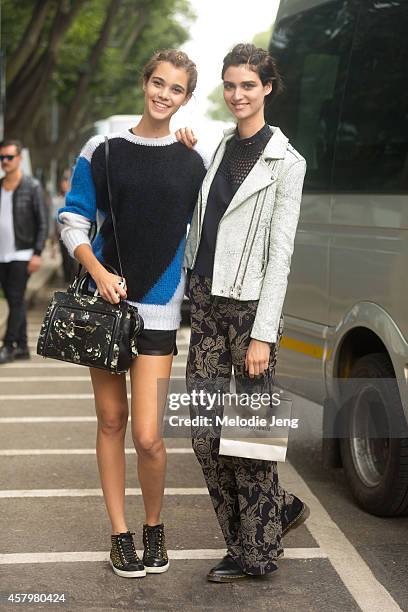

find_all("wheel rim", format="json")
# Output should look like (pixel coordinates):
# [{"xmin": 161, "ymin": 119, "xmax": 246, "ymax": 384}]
[{"xmin": 350, "ymin": 384, "xmax": 391, "ymax": 488}]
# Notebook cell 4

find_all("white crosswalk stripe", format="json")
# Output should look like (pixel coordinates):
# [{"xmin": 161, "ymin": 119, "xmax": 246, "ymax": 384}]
[
  {"xmin": 0, "ymin": 548, "xmax": 327, "ymax": 565},
  {"xmin": 0, "ymin": 448, "xmax": 193, "ymax": 456},
  {"xmin": 0, "ymin": 487, "xmax": 208, "ymax": 498}
]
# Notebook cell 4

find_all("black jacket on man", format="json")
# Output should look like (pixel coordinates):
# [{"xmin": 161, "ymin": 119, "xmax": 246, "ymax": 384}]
[{"xmin": 0, "ymin": 175, "xmax": 48, "ymax": 256}]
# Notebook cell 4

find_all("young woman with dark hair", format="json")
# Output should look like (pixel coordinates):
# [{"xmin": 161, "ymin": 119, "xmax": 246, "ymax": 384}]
[
  {"xmin": 177, "ymin": 43, "xmax": 310, "ymax": 582},
  {"xmin": 58, "ymin": 49, "xmax": 207, "ymax": 579}
]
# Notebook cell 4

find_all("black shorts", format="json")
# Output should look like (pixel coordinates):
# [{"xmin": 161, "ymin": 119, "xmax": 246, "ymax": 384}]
[{"xmin": 136, "ymin": 329, "xmax": 178, "ymax": 356}]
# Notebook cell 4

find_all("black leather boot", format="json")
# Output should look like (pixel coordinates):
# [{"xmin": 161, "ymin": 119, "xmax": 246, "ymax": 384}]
[
  {"xmin": 282, "ymin": 495, "xmax": 310, "ymax": 536},
  {"xmin": 14, "ymin": 346, "xmax": 30, "ymax": 360},
  {"xmin": 207, "ymin": 555, "xmax": 250, "ymax": 582},
  {"xmin": 0, "ymin": 345, "xmax": 15, "ymax": 364}
]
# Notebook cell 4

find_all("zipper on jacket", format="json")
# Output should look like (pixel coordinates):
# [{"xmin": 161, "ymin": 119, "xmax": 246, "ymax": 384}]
[
  {"xmin": 230, "ymin": 191, "xmax": 262, "ymax": 298},
  {"xmin": 232, "ymin": 159, "xmax": 280, "ymax": 296},
  {"xmin": 237, "ymin": 189, "xmax": 268, "ymax": 290},
  {"xmin": 261, "ymin": 226, "xmax": 269, "ymax": 274}
]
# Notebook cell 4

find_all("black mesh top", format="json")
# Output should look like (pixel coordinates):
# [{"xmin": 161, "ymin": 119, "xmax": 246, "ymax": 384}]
[
  {"xmin": 193, "ymin": 124, "xmax": 272, "ymax": 279},
  {"xmin": 217, "ymin": 123, "xmax": 272, "ymax": 187}
]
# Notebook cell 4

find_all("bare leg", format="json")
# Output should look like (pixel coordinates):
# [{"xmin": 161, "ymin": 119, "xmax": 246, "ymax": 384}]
[
  {"xmin": 90, "ymin": 368, "xmax": 129, "ymax": 534},
  {"xmin": 130, "ymin": 353, "xmax": 173, "ymax": 526}
]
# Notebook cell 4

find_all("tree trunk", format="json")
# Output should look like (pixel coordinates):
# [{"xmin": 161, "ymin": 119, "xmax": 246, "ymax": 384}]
[
  {"xmin": 6, "ymin": 0, "xmax": 87, "ymax": 130},
  {"xmin": 52, "ymin": 0, "xmax": 122, "ymax": 160},
  {"xmin": 121, "ymin": 8, "xmax": 148, "ymax": 62},
  {"xmin": 6, "ymin": 0, "xmax": 54, "ymax": 84}
]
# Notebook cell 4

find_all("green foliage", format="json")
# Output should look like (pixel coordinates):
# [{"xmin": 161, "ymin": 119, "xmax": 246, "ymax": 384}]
[
  {"xmin": 2, "ymin": 0, "xmax": 195, "ymax": 174},
  {"xmin": 252, "ymin": 27, "xmax": 272, "ymax": 51},
  {"xmin": 207, "ymin": 83, "xmax": 232, "ymax": 122},
  {"xmin": 102, "ymin": 1, "xmax": 193, "ymax": 117},
  {"xmin": 55, "ymin": 0, "xmax": 194, "ymax": 118},
  {"xmin": 2, "ymin": 0, "xmax": 46, "ymax": 56},
  {"xmin": 53, "ymin": 0, "xmax": 109, "ymax": 106}
]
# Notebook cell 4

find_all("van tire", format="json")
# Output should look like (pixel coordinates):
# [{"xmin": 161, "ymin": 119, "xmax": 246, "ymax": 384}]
[{"xmin": 340, "ymin": 353, "xmax": 408, "ymax": 516}]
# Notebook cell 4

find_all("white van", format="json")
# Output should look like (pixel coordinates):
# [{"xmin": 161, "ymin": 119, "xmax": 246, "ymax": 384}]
[{"xmin": 268, "ymin": 0, "xmax": 408, "ymax": 516}]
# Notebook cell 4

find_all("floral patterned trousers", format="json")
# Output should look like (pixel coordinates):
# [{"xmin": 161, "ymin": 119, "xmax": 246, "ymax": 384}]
[{"xmin": 186, "ymin": 272, "xmax": 294, "ymax": 575}]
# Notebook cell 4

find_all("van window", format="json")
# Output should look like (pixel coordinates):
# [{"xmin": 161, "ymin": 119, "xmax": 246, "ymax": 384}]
[
  {"xmin": 333, "ymin": 0, "xmax": 408, "ymax": 193},
  {"xmin": 268, "ymin": 0, "xmax": 358, "ymax": 191}
]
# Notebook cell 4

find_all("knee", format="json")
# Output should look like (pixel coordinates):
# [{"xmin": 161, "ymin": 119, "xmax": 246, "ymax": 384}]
[
  {"xmin": 133, "ymin": 434, "xmax": 164, "ymax": 457},
  {"xmin": 97, "ymin": 406, "xmax": 128, "ymax": 436}
]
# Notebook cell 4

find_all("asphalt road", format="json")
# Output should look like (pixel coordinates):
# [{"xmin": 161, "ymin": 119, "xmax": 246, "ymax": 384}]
[{"xmin": 0, "ymin": 281, "xmax": 407, "ymax": 612}]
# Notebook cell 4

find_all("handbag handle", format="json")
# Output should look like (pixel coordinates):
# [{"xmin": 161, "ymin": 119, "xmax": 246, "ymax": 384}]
[
  {"xmin": 70, "ymin": 263, "xmax": 121, "ymax": 297},
  {"xmin": 266, "ymin": 366, "xmax": 275, "ymax": 413}
]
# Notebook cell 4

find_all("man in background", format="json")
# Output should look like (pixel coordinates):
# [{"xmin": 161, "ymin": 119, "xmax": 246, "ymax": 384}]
[{"xmin": 0, "ymin": 139, "xmax": 48, "ymax": 364}]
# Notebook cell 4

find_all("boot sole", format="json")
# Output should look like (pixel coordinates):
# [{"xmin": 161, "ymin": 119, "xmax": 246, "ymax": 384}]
[
  {"xmin": 207, "ymin": 573, "xmax": 250, "ymax": 583},
  {"xmin": 207, "ymin": 568, "xmax": 278, "ymax": 582},
  {"xmin": 109, "ymin": 559, "xmax": 146, "ymax": 578},
  {"xmin": 144, "ymin": 561, "xmax": 170, "ymax": 574}
]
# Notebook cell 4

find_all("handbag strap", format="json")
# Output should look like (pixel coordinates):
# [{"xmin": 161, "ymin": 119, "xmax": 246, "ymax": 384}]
[
  {"xmin": 104, "ymin": 136, "xmax": 124, "ymax": 279},
  {"xmin": 70, "ymin": 137, "xmax": 124, "ymax": 287}
]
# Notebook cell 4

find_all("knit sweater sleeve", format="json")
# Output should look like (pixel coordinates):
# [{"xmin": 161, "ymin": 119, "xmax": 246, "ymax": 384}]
[
  {"xmin": 58, "ymin": 212, "xmax": 92, "ymax": 258},
  {"xmin": 193, "ymin": 141, "xmax": 212, "ymax": 171},
  {"xmin": 58, "ymin": 135, "xmax": 103, "ymax": 258}
]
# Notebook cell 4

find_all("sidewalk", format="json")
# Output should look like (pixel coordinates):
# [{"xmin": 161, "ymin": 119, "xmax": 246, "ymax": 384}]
[{"xmin": 0, "ymin": 246, "xmax": 62, "ymax": 335}]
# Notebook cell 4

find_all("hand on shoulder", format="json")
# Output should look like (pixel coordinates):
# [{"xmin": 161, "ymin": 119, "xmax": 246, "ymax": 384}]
[{"xmin": 175, "ymin": 127, "xmax": 197, "ymax": 149}]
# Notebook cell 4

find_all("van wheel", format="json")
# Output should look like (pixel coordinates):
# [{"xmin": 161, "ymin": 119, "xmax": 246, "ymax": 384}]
[{"xmin": 340, "ymin": 353, "xmax": 408, "ymax": 516}]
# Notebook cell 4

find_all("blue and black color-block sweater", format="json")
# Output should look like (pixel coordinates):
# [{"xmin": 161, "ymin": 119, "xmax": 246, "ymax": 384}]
[{"xmin": 58, "ymin": 130, "xmax": 207, "ymax": 330}]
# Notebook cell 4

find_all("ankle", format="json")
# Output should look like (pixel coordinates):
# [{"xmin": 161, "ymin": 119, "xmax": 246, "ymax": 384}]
[{"xmin": 112, "ymin": 527, "xmax": 129, "ymax": 535}]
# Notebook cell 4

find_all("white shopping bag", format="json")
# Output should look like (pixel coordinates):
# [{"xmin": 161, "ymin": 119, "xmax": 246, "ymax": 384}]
[{"xmin": 219, "ymin": 373, "xmax": 293, "ymax": 462}]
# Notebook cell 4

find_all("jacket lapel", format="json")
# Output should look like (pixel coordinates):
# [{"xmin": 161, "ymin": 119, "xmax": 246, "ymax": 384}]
[
  {"xmin": 222, "ymin": 126, "xmax": 289, "ymax": 218},
  {"xmin": 200, "ymin": 125, "xmax": 289, "ymax": 221},
  {"xmin": 222, "ymin": 159, "xmax": 276, "ymax": 218}
]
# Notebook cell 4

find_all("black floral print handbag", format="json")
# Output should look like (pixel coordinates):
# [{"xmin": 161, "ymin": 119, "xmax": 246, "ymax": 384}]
[{"xmin": 37, "ymin": 137, "xmax": 144, "ymax": 374}]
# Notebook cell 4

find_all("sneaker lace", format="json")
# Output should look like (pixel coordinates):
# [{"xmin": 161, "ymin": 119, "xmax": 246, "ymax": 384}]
[
  {"xmin": 120, "ymin": 532, "xmax": 138, "ymax": 563},
  {"xmin": 145, "ymin": 526, "xmax": 164, "ymax": 557}
]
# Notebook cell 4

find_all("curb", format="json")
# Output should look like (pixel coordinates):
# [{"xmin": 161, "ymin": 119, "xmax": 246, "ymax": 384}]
[{"xmin": 0, "ymin": 248, "xmax": 62, "ymax": 336}]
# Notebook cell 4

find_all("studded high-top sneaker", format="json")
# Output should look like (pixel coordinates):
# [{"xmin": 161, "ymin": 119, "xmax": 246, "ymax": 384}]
[
  {"xmin": 110, "ymin": 531, "xmax": 146, "ymax": 578},
  {"xmin": 142, "ymin": 523, "xmax": 169, "ymax": 573}
]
